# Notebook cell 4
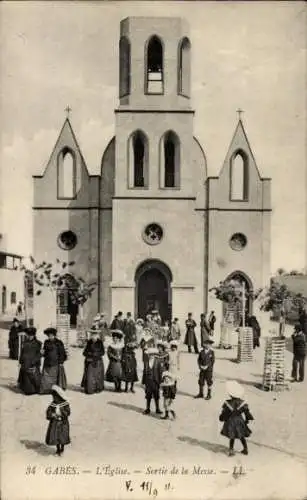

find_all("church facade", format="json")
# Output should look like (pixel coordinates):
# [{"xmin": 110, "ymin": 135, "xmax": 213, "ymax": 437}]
[{"xmin": 33, "ymin": 16, "xmax": 271, "ymax": 331}]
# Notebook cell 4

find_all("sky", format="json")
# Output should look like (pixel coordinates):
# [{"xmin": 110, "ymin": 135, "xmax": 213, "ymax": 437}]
[{"xmin": 0, "ymin": 1, "xmax": 306, "ymax": 273}]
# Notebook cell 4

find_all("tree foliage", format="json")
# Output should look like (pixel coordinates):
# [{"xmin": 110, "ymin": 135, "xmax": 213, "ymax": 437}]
[
  {"xmin": 20, "ymin": 256, "xmax": 97, "ymax": 306},
  {"xmin": 209, "ymin": 279, "xmax": 261, "ymax": 305}
]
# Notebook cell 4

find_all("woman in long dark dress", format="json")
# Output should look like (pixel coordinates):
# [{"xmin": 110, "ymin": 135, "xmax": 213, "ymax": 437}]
[
  {"xmin": 81, "ymin": 331, "xmax": 105, "ymax": 394},
  {"xmin": 106, "ymin": 330, "xmax": 124, "ymax": 392},
  {"xmin": 18, "ymin": 327, "xmax": 42, "ymax": 395},
  {"xmin": 40, "ymin": 328, "xmax": 67, "ymax": 394},
  {"xmin": 8, "ymin": 318, "xmax": 24, "ymax": 360},
  {"xmin": 219, "ymin": 381, "xmax": 254, "ymax": 456},
  {"xmin": 121, "ymin": 341, "xmax": 138, "ymax": 393},
  {"xmin": 45, "ymin": 385, "xmax": 71, "ymax": 456}
]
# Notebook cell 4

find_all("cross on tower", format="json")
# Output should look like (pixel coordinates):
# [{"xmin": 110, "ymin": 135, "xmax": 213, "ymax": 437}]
[
  {"xmin": 237, "ymin": 108, "xmax": 244, "ymax": 120},
  {"xmin": 65, "ymin": 105, "xmax": 72, "ymax": 117}
]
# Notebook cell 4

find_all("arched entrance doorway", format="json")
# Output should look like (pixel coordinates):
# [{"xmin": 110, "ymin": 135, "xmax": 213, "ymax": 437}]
[
  {"xmin": 223, "ymin": 271, "xmax": 253, "ymax": 327},
  {"xmin": 135, "ymin": 260, "xmax": 172, "ymax": 323},
  {"xmin": 56, "ymin": 274, "xmax": 79, "ymax": 328}
]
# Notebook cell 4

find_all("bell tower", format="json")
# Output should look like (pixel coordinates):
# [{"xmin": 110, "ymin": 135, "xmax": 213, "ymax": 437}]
[
  {"xmin": 114, "ymin": 17, "xmax": 195, "ymax": 198},
  {"xmin": 118, "ymin": 16, "xmax": 192, "ymax": 110}
]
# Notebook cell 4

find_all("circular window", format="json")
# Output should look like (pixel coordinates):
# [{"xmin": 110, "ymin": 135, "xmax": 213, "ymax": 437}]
[
  {"xmin": 57, "ymin": 231, "xmax": 78, "ymax": 250},
  {"xmin": 142, "ymin": 223, "xmax": 164, "ymax": 246},
  {"xmin": 229, "ymin": 233, "xmax": 247, "ymax": 251}
]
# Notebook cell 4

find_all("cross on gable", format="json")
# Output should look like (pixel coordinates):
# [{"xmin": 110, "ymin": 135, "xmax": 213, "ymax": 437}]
[
  {"xmin": 65, "ymin": 106, "xmax": 72, "ymax": 117},
  {"xmin": 237, "ymin": 108, "xmax": 244, "ymax": 120}
]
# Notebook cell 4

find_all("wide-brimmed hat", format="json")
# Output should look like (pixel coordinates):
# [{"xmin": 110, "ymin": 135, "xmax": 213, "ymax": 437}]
[
  {"xmin": 147, "ymin": 347, "xmax": 159, "ymax": 356},
  {"xmin": 44, "ymin": 327, "xmax": 57, "ymax": 336},
  {"xmin": 170, "ymin": 340, "xmax": 179, "ymax": 348},
  {"xmin": 111, "ymin": 329, "xmax": 124, "ymax": 338},
  {"xmin": 203, "ymin": 339, "xmax": 214, "ymax": 345},
  {"xmin": 26, "ymin": 327, "xmax": 37, "ymax": 336},
  {"xmin": 136, "ymin": 318, "xmax": 144, "ymax": 324},
  {"xmin": 51, "ymin": 384, "xmax": 67, "ymax": 401},
  {"xmin": 13, "ymin": 317, "xmax": 19, "ymax": 323},
  {"xmin": 226, "ymin": 380, "xmax": 244, "ymax": 399},
  {"xmin": 156, "ymin": 340, "xmax": 165, "ymax": 348}
]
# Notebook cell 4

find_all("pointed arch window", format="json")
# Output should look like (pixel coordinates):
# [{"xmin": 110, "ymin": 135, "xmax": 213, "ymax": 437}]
[
  {"xmin": 178, "ymin": 37, "xmax": 191, "ymax": 97},
  {"xmin": 160, "ymin": 131, "xmax": 180, "ymax": 188},
  {"xmin": 146, "ymin": 36, "xmax": 164, "ymax": 94},
  {"xmin": 119, "ymin": 36, "xmax": 131, "ymax": 98},
  {"xmin": 128, "ymin": 130, "xmax": 149, "ymax": 188},
  {"xmin": 57, "ymin": 148, "xmax": 76, "ymax": 199},
  {"xmin": 230, "ymin": 150, "xmax": 249, "ymax": 201}
]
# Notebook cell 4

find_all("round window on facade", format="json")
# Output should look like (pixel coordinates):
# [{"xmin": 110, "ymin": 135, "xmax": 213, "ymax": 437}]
[
  {"xmin": 142, "ymin": 223, "xmax": 164, "ymax": 246},
  {"xmin": 229, "ymin": 233, "xmax": 247, "ymax": 251},
  {"xmin": 57, "ymin": 231, "xmax": 78, "ymax": 251}
]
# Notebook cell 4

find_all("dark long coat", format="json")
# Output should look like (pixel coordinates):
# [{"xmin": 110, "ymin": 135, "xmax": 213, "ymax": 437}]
[
  {"xmin": 121, "ymin": 346, "xmax": 138, "ymax": 383},
  {"xmin": 9, "ymin": 324, "xmax": 24, "ymax": 360},
  {"xmin": 40, "ymin": 338, "xmax": 67, "ymax": 394},
  {"xmin": 219, "ymin": 398, "xmax": 254, "ymax": 439},
  {"xmin": 142, "ymin": 357, "xmax": 163, "ymax": 400},
  {"xmin": 18, "ymin": 338, "xmax": 42, "ymax": 395},
  {"xmin": 184, "ymin": 319, "xmax": 197, "ymax": 347},
  {"xmin": 81, "ymin": 339, "xmax": 105, "ymax": 394},
  {"xmin": 123, "ymin": 319, "xmax": 136, "ymax": 344},
  {"xmin": 200, "ymin": 318, "xmax": 211, "ymax": 346},
  {"xmin": 45, "ymin": 400, "xmax": 71, "ymax": 446},
  {"xmin": 106, "ymin": 344, "xmax": 123, "ymax": 382}
]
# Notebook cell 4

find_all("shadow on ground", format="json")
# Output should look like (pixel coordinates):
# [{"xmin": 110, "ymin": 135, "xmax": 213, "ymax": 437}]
[
  {"xmin": 108, "ymin": 401, "xmax": 164, "ymax": 420},
  {"xmin": 20, "ymin": 440, "xmax": 55, "ymax": 457},
  {"xmin": 178, "ymin": 436, "xmax": 228, "ymax": 455},
  {"xmin": 0, "ymin": 383, "xmax": 21, "ymax": 394}
]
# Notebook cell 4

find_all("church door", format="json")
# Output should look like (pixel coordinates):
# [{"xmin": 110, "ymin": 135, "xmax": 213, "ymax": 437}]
[{"xmin": 137, "ymin": 268, "xmax": 171, "ymax": 323}]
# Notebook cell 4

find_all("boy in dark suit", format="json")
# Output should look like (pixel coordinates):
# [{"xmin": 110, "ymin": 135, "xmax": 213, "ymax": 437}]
[
  {"xmin": 194, "ymin": 338, "xmax": 215, "ymax": 400},
  {"xmin": 142, "ymin": 348, "xmax": 163, "ymax": 415}
]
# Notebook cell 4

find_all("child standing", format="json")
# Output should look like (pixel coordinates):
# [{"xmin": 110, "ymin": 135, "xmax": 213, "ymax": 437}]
[
  {"xmin": 219, "ymin": 380, "xmax": 254, "ymax": 456},
  {"xmin": 168, "ymin": 341, "xmax": 180, "ymax": 386},
  {"xmin": 142, "ymin": 348, "xmax": 163, "ymax": 415},
  {"xmin": 194, "ymin": 338, "xmax": 215, "ymax": 400},
  {"xmin": 160, "ymin": 371, "xmax": 177, "ymax": 420},
  {"xmin": 45, "ymin": 385, "xmax": 71, "ymax": 456}
]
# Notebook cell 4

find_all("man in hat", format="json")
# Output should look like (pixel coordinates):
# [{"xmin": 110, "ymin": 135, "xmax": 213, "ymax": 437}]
[
  {"xmin": 18, "ymin": 327, "xmax": 42, "ymax": 395},
  {"xmin": 291, "ymin": 323, "xmax": 306, "ymax": 382},
  {"xmin": 8, "ymin": 317, "xmax": 24, "ymax": 360},
  {"xmin": 142, "ymin": 347, "xmax": 163, "ymax": 415},
  {"xmin": 123, "ymin": 312, "xmax": 136, "ymax": 345},
  {"xmin": 184, "ymin": 313, "xmax": 199, "ymax": 354},
  {"xmin": 110, "ymin": 311, "xmax": 124, "ymax": 332},
  {"xmin": 40, "ymin": 328, "xmax": 67, "ymax": 394},
  {"xmin": 106, "ymin": 330, "xmax": 124, "ymax": 391},
  {"xmin": 194, "ymin": 338, "xmax": 215, "ymax": 400}
]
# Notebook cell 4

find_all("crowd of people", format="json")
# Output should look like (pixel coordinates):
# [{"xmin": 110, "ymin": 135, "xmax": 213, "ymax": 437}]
[{"xmin": 6, "ymin": 307, "xmax": 306, "ymax": 457}]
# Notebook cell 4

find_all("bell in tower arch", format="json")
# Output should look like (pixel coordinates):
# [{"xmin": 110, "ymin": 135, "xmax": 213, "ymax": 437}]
[{"xmin": 146, "ymin": 35, "xmax": 163, "ymax": 94}]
